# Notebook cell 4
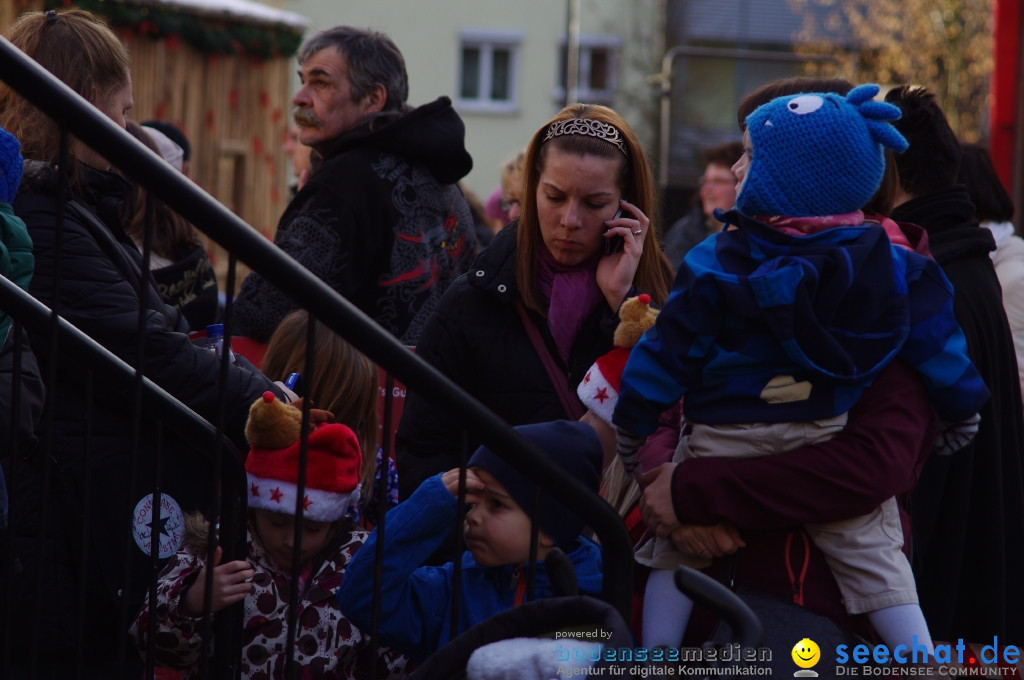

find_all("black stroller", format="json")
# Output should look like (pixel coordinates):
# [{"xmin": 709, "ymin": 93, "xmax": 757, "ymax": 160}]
[{"xmin": 409, "ymin": 554, "xmax": 767, "ymax": 680}]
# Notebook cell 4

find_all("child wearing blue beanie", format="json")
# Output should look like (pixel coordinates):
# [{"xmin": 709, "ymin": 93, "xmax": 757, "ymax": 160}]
[
  {"xmin": 613, "ymin": 85, "xmax": 988, "ymax": 651},
  {"xmin": 336, "ymin": 420, "xmax": 605, "ymax": 662}
]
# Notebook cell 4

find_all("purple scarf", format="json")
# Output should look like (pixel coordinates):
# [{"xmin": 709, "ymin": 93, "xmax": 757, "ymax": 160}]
[{"xmin": 536, "ymin": 246, "xmax": 603, "ymax": 363}]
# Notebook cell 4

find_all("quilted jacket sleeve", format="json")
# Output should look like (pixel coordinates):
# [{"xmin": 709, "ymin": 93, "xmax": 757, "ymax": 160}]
[
  {"xmin": 20, "ymin": 196, "xmax": 280, "ymax": 449},
  {"xmin": 129, "ymin": 550, "xmax": 209, "ymax": 670}
]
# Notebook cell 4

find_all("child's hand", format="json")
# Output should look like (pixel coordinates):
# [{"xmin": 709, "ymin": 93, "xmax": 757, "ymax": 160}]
[
  {"xmin": 181, "ymin": 546, "xmax": 255, "ymax": 616},
  {"xmin": 637, "ymin": 462, "xmax": 681, "ymax": 537},
  {"xmin": 441, "ymin": 467, "xmax": 485, "ymax": 503},
  {"xmin": 670, "ymin": 522, "xmax": 746, "ymax": 559}
]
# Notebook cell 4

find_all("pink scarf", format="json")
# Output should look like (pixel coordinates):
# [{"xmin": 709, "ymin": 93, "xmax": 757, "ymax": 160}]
[
  {"xmin": 761, "ymin": 210, "xmax": 912, "ymax": 249},
  {"xmin": 536, "ymin": 247, "xmax": 603, "ymax": 364}
]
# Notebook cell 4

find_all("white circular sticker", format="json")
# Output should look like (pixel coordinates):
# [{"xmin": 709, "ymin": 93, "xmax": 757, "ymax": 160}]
[{"xmin": 132, "ymin": 493, "xmax": 185, "ymax": 559}]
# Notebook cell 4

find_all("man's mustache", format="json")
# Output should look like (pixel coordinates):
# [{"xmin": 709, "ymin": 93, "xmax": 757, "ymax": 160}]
[{"xmin": 292, "ymin": 108, "xmax": 321, "ymax": 127}]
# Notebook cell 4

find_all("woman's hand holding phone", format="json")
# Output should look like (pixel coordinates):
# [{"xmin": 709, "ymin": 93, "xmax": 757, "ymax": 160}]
[{"xmin": 598, "ymin": 197, "xmax": 650, "ymax": 311}]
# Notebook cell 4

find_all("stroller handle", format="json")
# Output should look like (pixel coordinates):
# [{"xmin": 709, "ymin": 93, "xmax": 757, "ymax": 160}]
[{"xmin": 673, "ymin": 565, "xmax": 765, "ymax": 649}]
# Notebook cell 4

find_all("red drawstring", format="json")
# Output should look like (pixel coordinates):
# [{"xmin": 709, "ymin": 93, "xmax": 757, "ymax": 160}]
[
  {"xmin": 785, "ymin": 530, "xmax": 810, "ymax": 607},
  {"xmin": 513, "ymin": 565, "xmax": 527, "ymax": 607}
]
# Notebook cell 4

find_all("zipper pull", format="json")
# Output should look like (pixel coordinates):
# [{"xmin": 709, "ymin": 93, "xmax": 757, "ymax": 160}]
[{"xmin": 792, "ymin": 578, "xmax": 803, "ymax": 606}]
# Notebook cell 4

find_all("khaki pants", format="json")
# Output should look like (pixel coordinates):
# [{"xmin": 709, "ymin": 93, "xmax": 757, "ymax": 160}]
[{"xmin": 635, "ymin": 416, "xmax": 919, "ymax": 614}]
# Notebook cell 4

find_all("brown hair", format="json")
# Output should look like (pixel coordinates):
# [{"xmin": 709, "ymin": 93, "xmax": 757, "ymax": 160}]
[
  {"xmin": 261, "ymin": 310, "xmax": 381, "ymax": 504},
  {"xmin": 736, "ymin": 77, "xmax": 854, "ymax": 130},
  {"xmin": 122, "ymin": 121, "xmax": 201, "ymax": 258},
  {"xmin": 516, "ymin": 104, "xmax": 673, "ymax": 314},
  {"xmin": 0, "ymin": 9, "xmax": 130, "ymax": 176},
  {"xmin": 863, "ymin": 148, "xmax": 899, "ymax": 217}
]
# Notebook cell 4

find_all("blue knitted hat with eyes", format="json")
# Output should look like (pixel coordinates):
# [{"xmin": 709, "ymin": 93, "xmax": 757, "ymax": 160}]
[
  {"xmin": 0, "ymin": 125, "xmax": 23, "ymax": 204},
  {"xmin": 736, "ymin": 84, "xmax": 908, "ymax": 218}
]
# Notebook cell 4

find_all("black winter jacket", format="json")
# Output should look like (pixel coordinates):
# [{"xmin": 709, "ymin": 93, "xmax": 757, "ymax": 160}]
[
  {"xmin": 395, "ymin": 222, "xmax": 618, "ymax": 499},
  {"xmin": 892, "ymin": 186, "xmax": 1024, "ymax": 645},
  {"xmin": 3, "ymin": 160, "xmax": 280, "ymax": 672},
  {"xmin": 233, "ymin": 96, "xmax": 477, "ymax": 344}
]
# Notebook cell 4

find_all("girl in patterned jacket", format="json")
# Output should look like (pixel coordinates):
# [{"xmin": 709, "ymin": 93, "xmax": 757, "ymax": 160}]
[{"xmin": 130, "ymin": 392, "xmax": 407, "ymax": 679}]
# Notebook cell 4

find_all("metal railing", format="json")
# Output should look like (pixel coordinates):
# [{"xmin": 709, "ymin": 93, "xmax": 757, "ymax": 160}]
[{"xmin": 0, "ymin": 274, "xmax": 248, "ymax": 678}]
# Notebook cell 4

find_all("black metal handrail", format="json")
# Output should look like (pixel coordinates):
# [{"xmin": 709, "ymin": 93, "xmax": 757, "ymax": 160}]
[
  {"xmin": 0, "ymin": 277, "xmax": 235, "ymax": 454},
  {"xmin": 0, "ymin": 29, "xmax": 632, "ymax": 625}
]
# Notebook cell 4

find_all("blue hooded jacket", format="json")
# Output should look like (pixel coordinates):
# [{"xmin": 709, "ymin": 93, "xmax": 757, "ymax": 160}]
[
  {"xmin": 335, "ymin": 473, "xmax": 603, "ymax": 662},
  {"xmin": 614, "ymin": 209, "xmax": 989, "ymax": 434}
]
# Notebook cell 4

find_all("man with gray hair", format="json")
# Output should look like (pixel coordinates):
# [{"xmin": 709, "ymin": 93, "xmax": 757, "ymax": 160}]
[{"xmin": 234, "ymin": 26, "xmax": 477, "ymax": 344}]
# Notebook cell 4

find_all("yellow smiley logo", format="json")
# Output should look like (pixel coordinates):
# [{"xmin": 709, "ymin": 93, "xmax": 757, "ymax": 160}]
[{"xmin": 792, "ymin": 638, "xmax": 821, "ymax": 669}]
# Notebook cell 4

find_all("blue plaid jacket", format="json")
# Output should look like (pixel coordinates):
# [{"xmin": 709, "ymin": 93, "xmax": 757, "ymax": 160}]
[{"xmin": 614, "ymin": 210, "xmax": 989, "ymax": 435}]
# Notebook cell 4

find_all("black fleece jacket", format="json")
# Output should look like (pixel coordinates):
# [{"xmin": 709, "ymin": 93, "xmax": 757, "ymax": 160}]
[
  {"xmin": 233, "ymin": 96, "xmax": 477, "ymax": 345},
  {"xmin": 394, "ymin": 223, "xmax": 620, "ymax": 499}
]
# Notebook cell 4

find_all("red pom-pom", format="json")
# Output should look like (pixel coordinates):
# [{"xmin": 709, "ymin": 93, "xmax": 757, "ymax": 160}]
[
  {"xmin": 262, "ymin": 391, "xmax": 275, "ymax": 403},
  {"xmin": 638, "ymin": 293, "xmax": 651, "ymax": 305}
]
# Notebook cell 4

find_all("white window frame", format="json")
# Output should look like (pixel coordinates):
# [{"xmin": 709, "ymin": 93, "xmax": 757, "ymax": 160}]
[
  {"xmin": 555, "ymin": 35, "xmax": 622, "ymax": 105},
  {"xmin": 457, "ymin": 29, "xmax": 522, "ymax": 114}
]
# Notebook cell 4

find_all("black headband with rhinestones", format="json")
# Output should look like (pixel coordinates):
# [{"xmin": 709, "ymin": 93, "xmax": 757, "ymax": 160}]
[{"xmin": 542, "ymin": 117, "xmax": 628, "ymax": 158}]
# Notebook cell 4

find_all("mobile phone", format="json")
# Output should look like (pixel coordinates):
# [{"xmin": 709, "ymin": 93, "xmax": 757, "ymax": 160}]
[{"xmin": 604, "ymin": 202, "xmax": 626, "ymax": 255}]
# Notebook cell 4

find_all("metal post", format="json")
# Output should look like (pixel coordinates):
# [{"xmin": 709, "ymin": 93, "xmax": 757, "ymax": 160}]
[
  {"xmin": 566, "ymin": 0, "xmax": 581, "ymax": 105},
  {"xmin": 653, "ymin": 46, "xmax": 837, "ymax": 189}
]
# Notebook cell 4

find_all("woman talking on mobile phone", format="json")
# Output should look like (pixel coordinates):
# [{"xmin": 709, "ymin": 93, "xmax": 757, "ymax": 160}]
[{"xmin": 395, "ymin": 103, "xmax": 674, "ymax": 501}]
